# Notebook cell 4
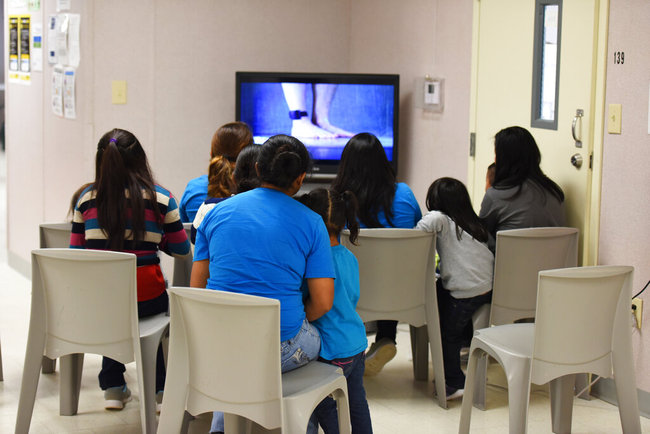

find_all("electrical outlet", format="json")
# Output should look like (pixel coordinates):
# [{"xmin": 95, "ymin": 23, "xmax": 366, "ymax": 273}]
[{"xmin": 631, "ymin": 298, "xmax": 643, "ymax": 329}]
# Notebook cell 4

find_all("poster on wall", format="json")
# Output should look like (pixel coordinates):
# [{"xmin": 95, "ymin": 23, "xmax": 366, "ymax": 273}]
[
  {"xmin": 28, "ymin": 0, "xmax": 40, "ymax": 11},
  {"xmin": 9, "ymin": 16, "xmax": 19, "ymax": 71},
  {"xmin": 20, "ymin": 16, "xmax": 31, "ymax": 72},
  {"xmin": 63, "ymin": 67, "xmax": 76, "ymax": 119},
  {"xmin": 31, "ymin": 22, "xmax": 43, "ymax": 71},
  {"xmin": 52, "ymin": 66, "xmax": 64, "ymax": 116},
  {"xmin": 47, "ymin": 15, "xmax": 58, "ymax": 64}
]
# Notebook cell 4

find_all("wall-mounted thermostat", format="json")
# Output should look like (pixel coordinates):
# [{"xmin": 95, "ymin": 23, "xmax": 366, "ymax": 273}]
[{"xmin": 415, "ymin": 76, "xmax": 444, "ymax": 113}]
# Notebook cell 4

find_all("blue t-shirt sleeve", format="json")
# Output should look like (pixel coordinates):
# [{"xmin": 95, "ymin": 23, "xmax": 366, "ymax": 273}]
[
  {"xmin": 304, "ymin": 219, "xmax": 335, "ymax": 279},
  {"xmin": 193, "ymin": 215, "xmax": 210, "ymax": 262},
  {"xmin": 393, "ymin": 183, "xmax": 422, "ymax": 228}
]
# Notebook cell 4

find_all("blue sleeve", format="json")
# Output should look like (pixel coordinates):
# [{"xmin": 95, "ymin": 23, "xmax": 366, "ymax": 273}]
[
  {"xmin": 304, "ymin": 218, "xmax": 335, "ymax": 279},
  {"xmin": 392, "ymin": 183, "xmax": 422, "ymax": 228},
  {"xmin": 193, "ymin": 216, "xmax": 210, "ymax": 262}
]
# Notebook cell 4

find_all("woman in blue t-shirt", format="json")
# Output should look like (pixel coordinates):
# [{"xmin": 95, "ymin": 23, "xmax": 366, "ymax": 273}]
[
  {"xmin": 331, "ymin": 133, "xmax": 422, "ymax": 377},
  {"xmin": 191, "ymin": 135, "xmax": 335, "ymax": 434}
]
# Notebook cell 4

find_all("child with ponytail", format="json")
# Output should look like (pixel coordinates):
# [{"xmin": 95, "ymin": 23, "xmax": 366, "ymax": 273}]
[
  {"xmin": 70, "ymin": 129, "xmax": 190, "ymax": 411},
  {"xmin": 299, "ymin": 188, "xmax": 373, "ymax": 434}
]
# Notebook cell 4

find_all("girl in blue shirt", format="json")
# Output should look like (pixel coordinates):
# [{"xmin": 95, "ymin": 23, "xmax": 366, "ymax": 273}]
[{"xmin": 300, "ymin": 188, "xmax": 373, "ymax": 434}]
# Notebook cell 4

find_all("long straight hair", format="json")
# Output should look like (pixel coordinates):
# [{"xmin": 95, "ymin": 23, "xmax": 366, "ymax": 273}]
[
  {"xmin": 94, "ymin": 129, "xmax": 161, "ymax": 250},
  {"xmin": 426, "ymin": 177, "xmax": 488, "ymax": 242},
  {"xmin": 331, "ymin": 133, "xmax": 396, "ymax": 228},
  {"xmin": 493, "ymin": 126, "xmax": 564, "ymax": 201}
]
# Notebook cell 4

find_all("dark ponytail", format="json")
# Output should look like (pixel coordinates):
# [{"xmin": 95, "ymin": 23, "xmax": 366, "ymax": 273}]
[
  {"xmin": 95, "ymin": 129, "xmax": 160, "ymax": 250},
  {"xmin": 207, "ymin": 155, "xmax": 234, "ymax": 198},
  {"xmin": 257, "ymin": 135, "xmax": 311, "ymax": 189},
  {"xmin": 299, "ymin": 188, "xmax": 360, "ymax": 245}
]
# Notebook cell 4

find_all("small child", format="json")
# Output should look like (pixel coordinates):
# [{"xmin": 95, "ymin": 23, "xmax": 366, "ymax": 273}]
[
  {"xmin": 415, "ymin": 177, "xmax": 494, "ymax": 400},
  {"xmin": 299, "ymin": 188, "xmax": 373, "ymax": 434}
]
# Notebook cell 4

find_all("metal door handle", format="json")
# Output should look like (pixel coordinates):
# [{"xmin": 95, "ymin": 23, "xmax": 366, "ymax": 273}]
[{"xmin": 572, "ymin": 109, "xmax": 584, "ymax": 148}]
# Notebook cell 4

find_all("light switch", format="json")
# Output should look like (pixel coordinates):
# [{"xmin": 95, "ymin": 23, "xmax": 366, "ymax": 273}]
[
  {"xmin": 112, "ymin": 80, "xmax": 127, "ymax": 105},
  {"xmin": 608, "ymin": 103, "xmax": 622, "ymax": 134}
]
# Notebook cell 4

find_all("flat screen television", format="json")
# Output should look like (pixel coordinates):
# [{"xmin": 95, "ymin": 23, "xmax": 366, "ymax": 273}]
[{"xmin": 236, "ymin": 71, "xmax": 400, "ymax": 178}]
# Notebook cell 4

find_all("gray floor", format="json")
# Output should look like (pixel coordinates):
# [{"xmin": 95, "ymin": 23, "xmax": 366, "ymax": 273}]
[{"xmin": 0, "ymin": 150, "xmax": 647, "ymax": 433}]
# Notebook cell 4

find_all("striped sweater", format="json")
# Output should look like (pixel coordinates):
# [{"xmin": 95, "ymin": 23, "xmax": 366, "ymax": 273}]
[{"xmin": 70, "ymin": 184, "xmax": 190, "ymax": 301}]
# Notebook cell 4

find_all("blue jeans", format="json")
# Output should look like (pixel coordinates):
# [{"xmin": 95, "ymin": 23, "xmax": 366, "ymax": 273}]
[
  {"xmin": 211, "ymin": 320, "xmax": 320, "ymax": 433},
  {"xmin": 307, "ymin": 351, "xmax": 372, "ymax": 434},
  {"xmin": 437, "ymin": 280, "xmax": 492, "ymax": 390}
]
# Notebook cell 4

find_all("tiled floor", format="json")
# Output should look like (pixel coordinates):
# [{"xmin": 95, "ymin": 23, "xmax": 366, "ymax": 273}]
[{"xmin": 1, "ymin": 150, "xmax": 648, "ymax": 433}]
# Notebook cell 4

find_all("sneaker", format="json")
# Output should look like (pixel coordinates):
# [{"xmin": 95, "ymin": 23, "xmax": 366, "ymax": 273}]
[
  {"xmin": 156, "ymin": 390, "xmax": 164, "ymax": 414},
  {"xmin": 445, "ymin": 385, "xmax": 464, "ymax": 401},
  {"xmin": 104, "ymin": 385, "xmax": 132, "ymax": 410},
  {"xmin": 364, "ymin": 338, "xmax": 397, "ymax": 376}
]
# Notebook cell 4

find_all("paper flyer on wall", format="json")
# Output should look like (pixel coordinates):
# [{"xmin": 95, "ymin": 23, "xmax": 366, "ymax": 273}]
[
  {"xmin": 56, "ymin": 0, "xmax": 70, "ymax": 12},
  {"xmin": 67, "ymin": 14, "xmax": 80, "ymax": 67},
  {"xmin": 52, "ymin": 66, "xmax": 64, "ymax": 116},
  {"xmin": 63, "ymin": 67, "xmax": 76, "ymax": 119},
  {"xmin": 47, "ymin": 15, "xmax": 57, "ymax": 64},
  {"xmin": 9, "ymin": 16, "xmax": 19, "ymax": 72},
  {"xmin": 56, "ymin": 13, "xmax": 69, "ymax": 65},
  {"xmin": 31, "ymin": 22, "xmax": 43, "ymax": 71}
]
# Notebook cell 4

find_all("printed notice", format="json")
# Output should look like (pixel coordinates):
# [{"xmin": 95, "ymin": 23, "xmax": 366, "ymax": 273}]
[
  {"xmin": 20, "ymin": 16, "xmax": 30, "ymax": 72},
  {"xmin": 47, "ymin": 15, "xmax": 57, "ymax": 64},
  {"xmin": 52, "ymin": 66, "xmax": 64, "ymax": 116},
  {"xmin": 63, "ymin": 67, "xmax": 76, "ymax": 119},
  {"xmin": 31, "ymin": 22, "xmax": 43, "ymax": 71},
  {"xmin": 67, "ymin": 14, "xmax": 80, "ymax": 67},
  {"xmin": 9, "ymin": 16, "xmax": 19, "ymax": 71}
]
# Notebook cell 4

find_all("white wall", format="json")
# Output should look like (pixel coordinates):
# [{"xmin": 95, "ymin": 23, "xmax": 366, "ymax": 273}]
[
  {"xmin": 6, "ymin": 0, "xmax": 472, "ymax": 268},
  {"xmin": 599, "ymin": 0, "xmax": 650, "ymax": 392}
]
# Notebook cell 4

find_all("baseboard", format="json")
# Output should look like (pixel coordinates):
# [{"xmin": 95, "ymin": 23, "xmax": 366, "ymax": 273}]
[
  {"xmin": 8, "ymin": 250, "xmax": 30, "ymax": 279},
  {"xmin": 591, "ymin": 377, "xmax": 650, "ymax": 419}
]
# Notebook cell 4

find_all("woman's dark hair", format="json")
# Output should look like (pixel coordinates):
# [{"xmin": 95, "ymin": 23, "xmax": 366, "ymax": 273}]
[
  {"xmin": 94, "ymin": 128, "xmax": 161, "ymax": 250},
  {"xmin": 426, "ymin": 177, "xmax": 488, "ymax": 243},
  {"xmin": 257, "ymin": 135, "xmax": 311, "ymax": 189},
  {"xmin": 210, "ymin": 121, "xmax": 253, "ymax": 160},
  {"xmin": 207, "ymin": 156, "xmax": 234, "ymax": 198},
  {"xmin": 299, "ymin": 188, "xmax": 360, "ymax": 245},
  {"xmin": 233, "ymin": 144, "xmax": 262, "ymax": 193},
  {"xmin": 331, "ymin": 133, "xmax": 396, "ymax": 228},
  {"xmin": 493, "ymin": 126, "xmax": 564, "ymax": 201}
]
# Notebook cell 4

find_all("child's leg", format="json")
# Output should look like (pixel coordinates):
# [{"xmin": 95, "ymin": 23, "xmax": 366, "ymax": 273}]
[
  {"xmin": 314, "ymin": 352, "xmax": 373, "ymax": 434},
  {"xmin": 437, "ymin": 281, "xmax": 491, "ymax": 391}
]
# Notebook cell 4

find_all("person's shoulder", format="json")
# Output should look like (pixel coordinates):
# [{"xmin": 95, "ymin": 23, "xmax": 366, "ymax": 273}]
[
  {"xmin": 332, "ymin": 244, "xmax": 358, "ymax": 265},
  {"xmin": 395, "ymin": 182, "xmax": 415, "ymax": 194},
  {"xmin": 186, "ymin": 174, "xmax": 208, "ymax": 188},
  {"xmin": 154, "ymin": 184, "xmax": 173, "ymax": 197}
]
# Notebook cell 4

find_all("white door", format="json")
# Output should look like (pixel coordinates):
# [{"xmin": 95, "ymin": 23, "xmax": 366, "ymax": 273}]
[{"xmin": 468, "ymin": 0, "xmax": 608, "ymax": 264}]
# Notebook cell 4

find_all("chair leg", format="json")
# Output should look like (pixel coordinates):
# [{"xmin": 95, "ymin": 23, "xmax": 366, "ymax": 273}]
[
  {"xmin": 473, "ymin": 353, "xmax": 488, "ymax": 410},
  {"xmin": 140, "ymin": 333, "xmax": 164, "ymax": 434},
  {"xmin": 41, "ymin": 356, "xmax": 57, "ymax": 374},
  {"xmin": 575, "ymin": 373, "xmax": 591, "ymax": 400},
  {"xmin": 157, "ymin": 363, "xmax": 189, "ymax": 433},
  {"xmin": 409, "ymin": 325, "xmax": 429, "ymax": 381},
  {"xmin": 612, "ymin": 347, "xmax": 642, "ymax": 433},
  {"xmin": 59, "ymin": 353, "xmax": 85, "ymax": 416},
  {"xmin": 550, "ymin": 374, "xmax": 575, "ymax": 434},
  {"xmin": 15, "ymin": 326, "xmax": 46, "ymax": 433},
  {"xmin": 504, "ymin": 360, "xmax": 532, "ymax": 434},
  {"xmin": 333, "ymin": 387, "xmax": 352, "ymax": 434},
  {"xmin": 459, "ymin": 347, "xmax": 482, "ymax": 434}
]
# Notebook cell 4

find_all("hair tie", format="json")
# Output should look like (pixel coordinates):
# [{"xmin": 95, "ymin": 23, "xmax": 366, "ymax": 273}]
[{"xmin": 109, "ymin": 138, "xmax": 117, "ymax": 143}]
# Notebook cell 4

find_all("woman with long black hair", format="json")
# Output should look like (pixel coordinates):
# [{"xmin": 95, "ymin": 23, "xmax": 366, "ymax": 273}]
[
  {"xmin": 70, "ymin": 128, "xmax": 190, "ymax": 411},
  {"xmin": 479, "ymin": 126, "xmax": 566, "ymax": 250},
  {"xmin": 331, "ymin": 132, "xmax": 422, "ymax": 377}
]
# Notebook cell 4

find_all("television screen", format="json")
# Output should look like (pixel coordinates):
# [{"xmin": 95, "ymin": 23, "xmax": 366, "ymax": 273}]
[{"xmin": 236, "ymin": 72, "xmax": 399, "ymax": 176}]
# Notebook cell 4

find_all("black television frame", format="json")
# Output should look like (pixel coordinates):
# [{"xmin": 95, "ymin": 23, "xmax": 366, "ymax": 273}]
[{"xmin": 235, "ymin": 71, "xmax": 400, "ymax": 179}]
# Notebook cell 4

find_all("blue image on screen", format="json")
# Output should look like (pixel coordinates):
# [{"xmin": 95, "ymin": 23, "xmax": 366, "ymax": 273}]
[{"xmin": 239, "ymin": 82, "xmax": 394, "ymax": 161}]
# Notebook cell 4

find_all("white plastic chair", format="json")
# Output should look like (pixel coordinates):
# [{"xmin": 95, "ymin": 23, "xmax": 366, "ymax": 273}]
[
  {"xmin": 16, "ymin": 249, "xmax": 169, "ymax": 434},
  {"xmin": 157, "ymin": 286, "xmax": 351, "ymax": 434},
  {"xmin": 341, "ymin": 228, "xmax": 448, "ymax": 408},
  {"xmin": 473, "ymin": 227, "xmax": 579, "ymax": 409},
  {"xmin": 38, "ymin": 222, "xmax": 74, "ymax": 374},
  {"xmin": 459, "ymin": 265, "xmax": 641, "ymax": 434},
  {"xmin": 171, "ymin": 223, "xmax": 193, "ymax": 287}
]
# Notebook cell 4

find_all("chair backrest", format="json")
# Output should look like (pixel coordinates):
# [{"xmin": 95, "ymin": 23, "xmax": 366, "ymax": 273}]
[
  {"xmin": 171, "ymin": 223, "xmax": 194, "ymax": 287},
  {"xmin": 341, "ymin": 229, "xmax": 436, "ymax": 325},
  {"xmin": 490, "ymin": 227, "xmax": 579, "ymax": 325},
  {"xmin": 31, "ymin": 248, "xmax": 140, "ymax": 363},
  {"xmin": 39, "ymin": 222, "xmax": 72, "ymax": 248},
  {"xmin": 531, "ymin": 265, "xmax": 634, "ymax": 385},
  {"xmin": 166, "ymin": 286, "xmax": 283, "ymax": 428}
]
